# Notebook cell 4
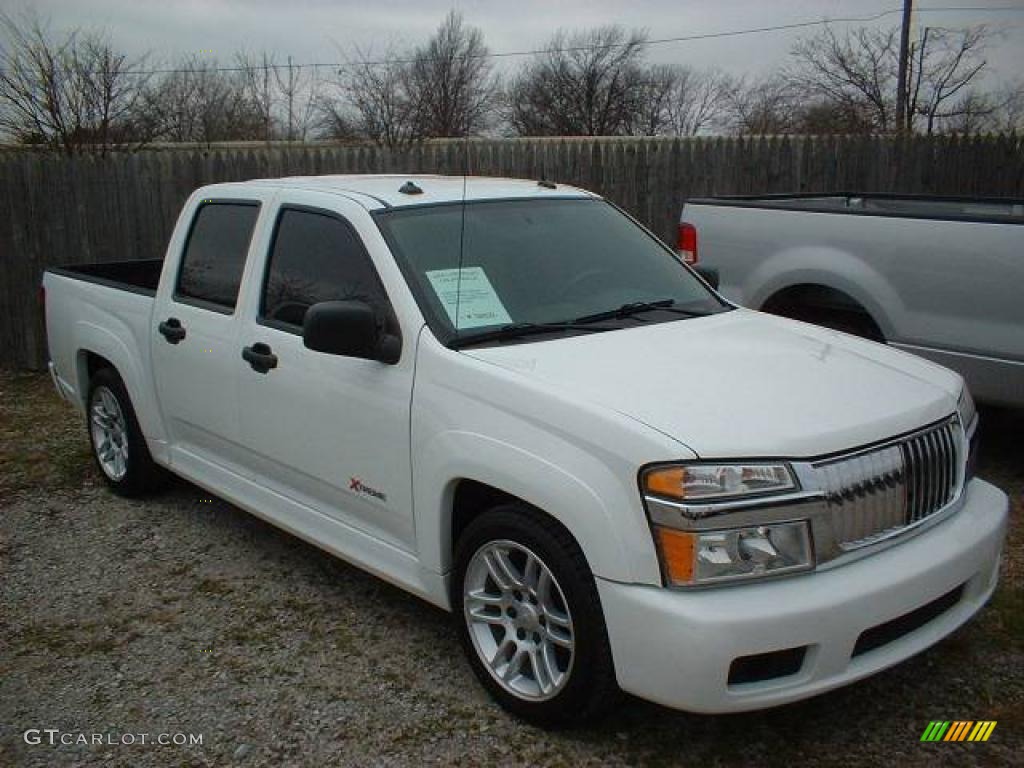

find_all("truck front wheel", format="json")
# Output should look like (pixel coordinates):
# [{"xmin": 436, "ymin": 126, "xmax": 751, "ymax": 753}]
[
  {"xmin": 86, "ymin": 368, "xmax": 167, "ymax": 496},
  {"xmin": 452, "ymin": 504, "xmax": 618, "ymax": 727}
]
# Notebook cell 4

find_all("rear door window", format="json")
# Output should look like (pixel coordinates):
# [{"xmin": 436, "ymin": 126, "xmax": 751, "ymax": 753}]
[{"xmin": 176, "ymin": 202, "xmax": 260, "ymax": 311}]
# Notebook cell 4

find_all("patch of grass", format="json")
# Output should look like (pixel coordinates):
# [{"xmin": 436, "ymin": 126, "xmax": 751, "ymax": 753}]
[
  {"xmin": 12, "ymin": 620, "xmax": 130, "ymax": 658},
  {"xmin": 281, "ymin": 595, "xmax": 319, "ymax": 614},
  {"xmin": 193, "ymin": 577, "xmax": 234, "ymax": 596},
  {"xmin": 981, "ymin": 586, "xmax": 1024, "ymax": 652},
  {"xmin": 168, "ymin": 560, "xmax": 196, "ymax": 578},
  {"xmin": 82, "ymin": 636, "xmax": 122, "ymax": 654},
  {"xmin": 127, "ymin": 608, "xmax": 182, "ymax": 628},
  {"xmin": 0, "ymin": 370, "xmax": 93, "ymax": 494},
  {"xmin": 12, "ymin": 623, "xmax": 78, "ymax": 655}
]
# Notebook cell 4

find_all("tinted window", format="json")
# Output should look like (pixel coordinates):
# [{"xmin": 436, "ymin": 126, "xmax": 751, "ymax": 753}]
[
  {"xmin": 375, "ymin": 199, "xmax": 727, "ymax": 341},
  {"xmin": 177, "ymin": 203, "xmax": 260, "ymax": 310},
  {"xmin": 261, "ymin": 208, "xmax": 392, "ymax": 330}
]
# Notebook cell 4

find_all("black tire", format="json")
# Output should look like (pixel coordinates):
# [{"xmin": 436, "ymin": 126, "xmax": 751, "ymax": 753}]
[
  {"xmin": 86, "ymin": 367, "xmax": 167, "ymax": 497},
  {"xmin": 452, "ymin": 503, "xmax": 619, "ymax": 727}
]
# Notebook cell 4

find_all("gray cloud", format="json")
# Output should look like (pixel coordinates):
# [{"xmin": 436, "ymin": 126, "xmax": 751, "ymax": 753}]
[{"xmin": 3, "ymin": 0, "xmax": 1021, "ymax": 85}]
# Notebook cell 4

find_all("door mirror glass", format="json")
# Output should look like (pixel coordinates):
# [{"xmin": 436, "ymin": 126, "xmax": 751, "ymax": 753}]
[{"xmin": 303, "ymin": 300, "xmax": 400, "ymax": 363}]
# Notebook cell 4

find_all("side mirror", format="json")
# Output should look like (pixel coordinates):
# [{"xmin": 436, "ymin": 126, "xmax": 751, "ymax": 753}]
[
  {"xmin": 694, "ymin": 266, "xmax": 720, "ymax": 290},
  {"xmin": 303, "ymin": 300, "xmax": 401, "ymax": 364}
]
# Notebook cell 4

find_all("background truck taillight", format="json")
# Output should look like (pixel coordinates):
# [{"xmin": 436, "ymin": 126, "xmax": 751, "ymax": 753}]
[{"xmin": 678, "ymin": 222, "xmax": 698, "ymax": 264}]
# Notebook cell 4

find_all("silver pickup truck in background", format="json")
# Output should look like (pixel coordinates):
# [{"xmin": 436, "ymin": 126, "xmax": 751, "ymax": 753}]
[{"xmin": 679, "ymin": 194, "xmax": 1024, "ymax": 408}]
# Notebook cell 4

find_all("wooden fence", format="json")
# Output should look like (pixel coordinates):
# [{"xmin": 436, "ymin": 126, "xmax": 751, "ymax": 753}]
[{"xmin": 2, "ymin": 134, "xmax": 1022, "ymax": 370}]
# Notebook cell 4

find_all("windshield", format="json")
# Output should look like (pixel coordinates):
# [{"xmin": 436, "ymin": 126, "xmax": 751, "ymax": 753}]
[{"xmin": 374, "ymin": 197, "xmax": 729, "ymax": 345}]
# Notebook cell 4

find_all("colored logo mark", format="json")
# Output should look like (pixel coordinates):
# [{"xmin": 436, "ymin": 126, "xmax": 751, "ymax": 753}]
[{"xmin": 920, "ymin": 721, "xmax": 997, "ymax": 742}]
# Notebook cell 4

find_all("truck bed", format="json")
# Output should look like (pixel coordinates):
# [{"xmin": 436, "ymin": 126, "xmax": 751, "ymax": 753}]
[
  {"xmin": 47, "ymin": 259, "xmax": 163, "ymax": 295},
  {"xmin": 681, "ymin": 193, "xmax": 1024, "ymax": 406},
  {"xmin": 685, "ymin": 193, "xmax": 1024, "ymax": 224}
]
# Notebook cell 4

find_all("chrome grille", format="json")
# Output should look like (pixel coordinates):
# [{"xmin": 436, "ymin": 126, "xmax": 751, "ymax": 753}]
[
  {"xmin": 903, "ymin": 421, "xmax": 959, "ymax": 524},
  {"xmin": 815, "ymin": 419, "xmax": 961, "ymax": 550}
]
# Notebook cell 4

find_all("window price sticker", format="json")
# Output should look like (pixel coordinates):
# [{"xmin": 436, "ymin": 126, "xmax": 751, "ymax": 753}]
[{"xmin": 426, "ymin": 267, "xmax": 513, "ymax": 330}]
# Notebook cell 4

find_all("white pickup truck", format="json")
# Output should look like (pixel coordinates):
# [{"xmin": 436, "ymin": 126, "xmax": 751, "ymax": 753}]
[
  {"xmin": 679, "ymin": 193, "xmax": 1024, "ymax": 407},
  {"xmin": 44, "ymin": 175, "xmax": 1007, "ymax": 726}
]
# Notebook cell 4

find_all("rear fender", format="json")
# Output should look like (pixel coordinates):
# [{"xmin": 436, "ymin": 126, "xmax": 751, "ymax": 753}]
[
  {"xmin": 73, "ymin": 319, "xmax": 168, "ymax": 446},
  {"xmin": 748, "ymin": 247, "xmax": 901, "ymax": 339}
]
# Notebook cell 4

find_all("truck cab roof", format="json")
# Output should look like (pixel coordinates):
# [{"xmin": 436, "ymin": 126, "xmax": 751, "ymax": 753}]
[{"xmin": 206, "ymin": 174, "xmax": 596, "ymax": 210}]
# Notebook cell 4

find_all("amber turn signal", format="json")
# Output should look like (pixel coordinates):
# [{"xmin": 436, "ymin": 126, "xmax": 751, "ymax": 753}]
[
  {"xmin": 653, "ymin": 526, "xmax": 696, "ymax": 585},
  {"xmin": 645, "ymin": 467, "xmax": 686, "ymax": 499}
]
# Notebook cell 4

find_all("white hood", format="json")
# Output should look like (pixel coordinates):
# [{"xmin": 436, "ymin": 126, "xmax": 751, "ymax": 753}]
[{"xmin": 462, "ymin": 309, "xmax": 962, "ymax": 458}]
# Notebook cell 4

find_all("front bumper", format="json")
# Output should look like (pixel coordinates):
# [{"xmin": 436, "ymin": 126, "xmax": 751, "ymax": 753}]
[{"xmin": 597, "ymin": 477, "xmax": 1008, "ymax": 713}]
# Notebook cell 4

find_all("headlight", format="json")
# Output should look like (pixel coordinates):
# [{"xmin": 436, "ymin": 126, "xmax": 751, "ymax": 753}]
[
  {"xmin": 643, "ymin": 462, "xmax": 797, "ymax": 502},
  {"xmin": 958, "ymin": 386, "xmax": 980, "ymax": 480},
  {"xmin": 653, "ymin": 521, "xmax": 813, "ymax": 586},
  {"xmin": 958, "ymin": 385, "xmax": 977, "ymax": 430}
]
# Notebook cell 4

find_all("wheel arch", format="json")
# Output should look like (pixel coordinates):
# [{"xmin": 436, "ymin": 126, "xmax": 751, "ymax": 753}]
[
  {"xmin": 743, "ymin": 246, "xmax": 902, "ymax": 341},
  {"xmin": 441, "ymin": 476, "xmax": 612, "ymax": 580},
  {"xmin": 416, "ymin": 433, "xmax": 655, "ymax": 587},
  {"xmin": 71, "ymin": 324, "xmax": 169, "ymax": 450},
  {"xmin": 761, "ymin": 283, "xmax": 886, "ymax": 341},
  {"xmin": 77, "ymin": 349, "xmax": 115, "ymax": 398}
]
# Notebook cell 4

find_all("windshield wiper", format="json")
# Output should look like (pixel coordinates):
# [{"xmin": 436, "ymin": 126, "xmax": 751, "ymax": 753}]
[
  {"xmin": 449, "ymin": 321, "xmax": 617, "ymax": 350},
  {"xmin": 574, "ymin": 298, "xmax": 714, "ymax": 324}
]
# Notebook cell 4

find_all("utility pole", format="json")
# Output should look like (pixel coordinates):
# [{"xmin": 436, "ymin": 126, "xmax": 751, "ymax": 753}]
[
  {"xmin": 895, "ymin": 0, "xmax": 913, "ymax": 132},
  {"xmin": 287, "ymin": 55, "xmax": 295, "ymax": 141}
]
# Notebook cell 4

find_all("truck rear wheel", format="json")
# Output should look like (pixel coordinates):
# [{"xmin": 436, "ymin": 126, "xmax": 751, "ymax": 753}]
[
  {"xmin": 762, "ymin": 285, "xmax": 884, "ymax": 342},
  {"xmin": 452, "ymin": 503, "xmax": 618, "ymax": 727},
  {"xmin": 87, "ymin": 368, "xmax": 167, "ymax": 496}
]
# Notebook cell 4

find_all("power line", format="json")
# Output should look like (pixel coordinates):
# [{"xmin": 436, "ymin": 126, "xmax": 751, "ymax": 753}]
[{"xmin": 13, "ymin": 4, "xmax": 1024, "ymax": 77}]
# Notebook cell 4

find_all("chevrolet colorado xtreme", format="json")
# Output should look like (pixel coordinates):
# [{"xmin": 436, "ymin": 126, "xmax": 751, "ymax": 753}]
[{"xmin": 43, "ymin": 176, "xmax": 1008, "ymax": 726}]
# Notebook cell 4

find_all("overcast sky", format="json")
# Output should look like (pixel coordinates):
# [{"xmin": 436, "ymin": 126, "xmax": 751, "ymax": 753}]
[{"xmin": 4, "ymin": 0, "xmax": 1023, "ymax": 87}]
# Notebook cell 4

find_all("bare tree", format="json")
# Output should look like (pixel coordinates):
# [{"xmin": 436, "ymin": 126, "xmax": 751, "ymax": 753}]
[
  {"xmin": 788, "ymin": 25, "xmax": 898, "ymax": 132},
  {"xmin": 408, "ymin": 11, "xmax": 497, "ymax": 137},
  {"xmin": 991, "ymin": 79, "xmax": 1024, "ymax": 133},
  {"xmin": 321, "ymin": 45, "xmax": 418, "ymax": 148},
  {"xmin": 273, "ymin": 56, "xmax": 321, "ymax": 141},
  {"xmin": 506, "ymin": 26, "xmax": 648, "ymax": 136},
  {"xmin": 319, "ymin": 12, "xmax": 496, "ymax": 145},
  {"xmin": 794, "ymin": 99, "xmax": 876, "ymax": 134},
  {"xmin": 234, "ymin": 51, "xmax": 323, "ymax": 141},
  {"xmin": 907, "ymin": 25, "xmax": 991, "ymax": 134},
  {"xmin": 787, "ymin": 22, "xmax": 995, "ymax": 134},
  {"xmin": 236, "ymin": 50, "xmax": 276, "ymax": 140},
  {"xmin": 724, "ymin": 75, "xmax": 799, "ymax": 135},
  {"xmin": 0, "ymin": 10, "xmax": 154, "ymax": 152},
  {"xmin": 624, "ymin": 64, "xmax": 675, "ymax": 136},
  {"xmin": 145, "ymin": 56, "xmax": 263, "ymax": 144},
  {"xmin": 659, "ymin": 66, "xmax": 734, "ymax": 136},
  {"xmin": 314, "ymin": 93, "xmax": 361, "ymax": 142}
]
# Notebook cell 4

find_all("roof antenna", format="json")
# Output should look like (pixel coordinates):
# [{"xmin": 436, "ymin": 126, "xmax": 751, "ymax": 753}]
[
  {"xmin": 454, "ymin": 127, "xmax": 470, "ymax": 337},
  {"xmin": 536, "ymin": 138, "xmax": 552, "ymax": 188},
  {"xmin": 538, "ymin": 141, "xmax": 556, "ymax": 188}
]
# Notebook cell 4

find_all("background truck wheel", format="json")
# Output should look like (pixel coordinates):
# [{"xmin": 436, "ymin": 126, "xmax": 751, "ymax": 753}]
[
  {"xmin": 762, "ymin": 284, "xmax": 884, "ymax": 342},
  {"xmin": 86, "ymin": 368, "xmax": 167, "ymax": 496},
  {"xmin": 452, "ymin": 503, "xmax": 618, "ymax": 727}
]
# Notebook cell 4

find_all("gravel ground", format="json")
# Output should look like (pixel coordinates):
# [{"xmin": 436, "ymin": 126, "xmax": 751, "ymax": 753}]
[{"xmin": 1, "ymin": 369, "xmax": 1021, "ymax": 767}]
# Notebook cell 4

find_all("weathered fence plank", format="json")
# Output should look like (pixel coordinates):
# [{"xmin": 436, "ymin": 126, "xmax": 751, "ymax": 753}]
[{"xmin": 1, "ymin": 135, "xmax": 1021, "ymax": 370}]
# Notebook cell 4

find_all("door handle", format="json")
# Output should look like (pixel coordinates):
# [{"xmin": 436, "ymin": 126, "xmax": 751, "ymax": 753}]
[
  {"xmin": 158, "ymin": 317, "xmax": 186, "ymax": 344},
  {"xmin": 242, "ymin": 342, "xmax": 278, "ymax": 374}
]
